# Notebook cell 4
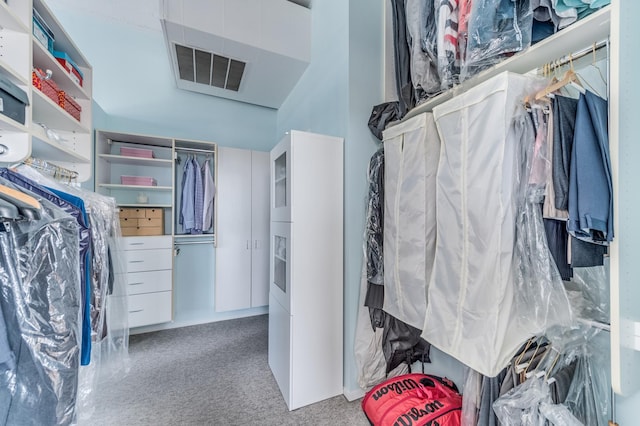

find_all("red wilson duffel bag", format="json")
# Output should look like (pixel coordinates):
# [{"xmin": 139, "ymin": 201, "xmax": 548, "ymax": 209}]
[{"xmin": 361, "ymin": 374, "xmax": 462, "ymax": 426}]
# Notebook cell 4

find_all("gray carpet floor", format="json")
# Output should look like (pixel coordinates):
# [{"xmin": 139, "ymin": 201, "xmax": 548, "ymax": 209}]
[{"xmin": 83, "ymin": 315, "xmax": 370, "ymax": 425}]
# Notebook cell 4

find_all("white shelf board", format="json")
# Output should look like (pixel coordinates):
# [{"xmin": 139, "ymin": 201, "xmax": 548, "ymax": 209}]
[
  {"xmin": 99, "ymin": 184, "xmax": 173, "ymax": 191},
  {"xmin": 0, "ymin": 112, "xmax": 28, "ymax": 133},
  {"xmin": 0, "ymin": 59, "xmax": 28, "ymax": 86},
  {"xmin": 174, "ymin": 233, "xmax": 215, "ymax": 239},
  {"xmin": 32, "ymin": 90, "xmax": 89, "ymax": 133},
  {"xmin": 98, "ymin": 154, "xmax": 173, "ymax": 167},
  {"xmin": 0, "ymin": 2, "xmax": 29, "ymax": 33},
  {"xmin": 32, "ymin": 40, "xmax": 90, "ymax": 100},
  {"xmin": 397, "ymin": 5, "xmax": 611, "ymax": 123},
  {"xmin": 118, "ymin": 203, "xmax": 173, "ymax": 208},
  {"xmin": 30, "ymin": 125, "xmax": 90, "ymax": 163},
  {"xmin": 96, "ymin": 129, "xmax": 174, "ymax": 148}
]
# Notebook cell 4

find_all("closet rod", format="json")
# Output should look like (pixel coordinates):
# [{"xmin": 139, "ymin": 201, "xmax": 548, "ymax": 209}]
[
  {"xmin": 173, "ymin": 239, "xmax": 214, "ymax": 245},
  {"xmin": 174, "ymin": 147, "xmax": 215, "ymax": 155},
  {"xmin": 22, "ymin": 157, "xmax": 78, "ymax": 180},
  {"xmin": 577, "ymin": 318, "xmax": 611, "ymax": 332},
  {"xmin": 547, "ymin": 39, "xmax": 608, "ymax": 70}
]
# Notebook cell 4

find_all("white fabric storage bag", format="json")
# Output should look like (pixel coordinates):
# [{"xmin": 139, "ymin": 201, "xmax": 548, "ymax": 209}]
[
  {"xmin": 423, "ymin": 72, "xmax": 543, "ymax": 377},
  {"xmin": 382, "ymin": 112, "xmax": 440, "ymax": 329}
]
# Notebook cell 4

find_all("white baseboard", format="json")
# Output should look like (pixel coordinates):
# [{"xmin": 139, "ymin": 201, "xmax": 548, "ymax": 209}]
[{"xmin": 343, "ymin": 387, "xmax": 366, "ymax": 402}]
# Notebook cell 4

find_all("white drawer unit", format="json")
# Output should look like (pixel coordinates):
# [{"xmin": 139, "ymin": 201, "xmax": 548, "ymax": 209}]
[
  {"xmin": 123, "ymin": 248, "xmax": 173, "ymax": 273},
  {"xmin": 128, "ymin": 291, "xmax": 173, "ymax": 328},
  {"xmin": 122, "ymin": 236, "xmax": 173, "ymax": 328},
  {"xmin": 126, "ymin": 270, "xmax": 173, "ymax": 295},
  {"xmin": 122, "ymin": 235, "xmax": 173, "ymax": 251}
]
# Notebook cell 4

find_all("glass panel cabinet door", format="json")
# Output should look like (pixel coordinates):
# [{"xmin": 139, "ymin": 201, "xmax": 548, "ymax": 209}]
[
  {"xmin": 270, "ymin": 134, "xmax": 292, "ymax": 222},
  {"xmin": 270, "ymin": 221, "xmax": 291, "ymax": 312}
]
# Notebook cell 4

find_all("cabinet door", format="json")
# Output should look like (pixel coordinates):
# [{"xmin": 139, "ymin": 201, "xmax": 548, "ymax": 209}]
[
  {"xmin": 215, "ymin": 147, "xmax": 252, "ymax": 312},
  {"xmin": 270, "ymin": 221, "xmax": 292, "ymax": 313},
  {"xmin": 251, "ymin": 151, "xmax": 270, "ymax": 307},
  {"xmin": 270, "ymin": 134, "xmax": 292, "ymax": 222}
]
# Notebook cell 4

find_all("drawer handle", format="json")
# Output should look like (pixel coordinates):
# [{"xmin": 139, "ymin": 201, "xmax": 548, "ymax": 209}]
[
  {"xmin": 128, "ymin": 282, "xmax": 145, "ymax": 286},
  {"xmin": 129, "ymin": 260, "xmax": 145, "ymax": 263},
  {"xmin": 129, "ymin": 243, "xmax": 145, "ymax": 246},
  {"xmin": 129, "ymin": 309, "xmax": 144, "ymax": 313}
]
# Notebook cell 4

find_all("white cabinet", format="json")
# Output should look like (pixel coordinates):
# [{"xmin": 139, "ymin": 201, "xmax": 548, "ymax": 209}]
[
  {"xmin": 268, "ymin": 130, "xmax": 344, "ymax": 410},
  {"xmin": 215, "ymin": 147, "xmax": 270, "ymax": 312},
  {"xmin": 122, "ymin": 236, "xmax": 173, "ymax": 328},
  {"xmin": 0, "ymin": 0, "xmax": 93, "ymax": 178}
]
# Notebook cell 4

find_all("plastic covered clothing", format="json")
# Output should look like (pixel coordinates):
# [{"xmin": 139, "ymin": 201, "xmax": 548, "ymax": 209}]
[
  {"xmin": 15, "ymin": 165, "xmax": 130, "ymax": 421},
  {"xmin": 539, "ymin": 401, "xmax": 583, "ymax": 425},
  {"xmin": 0, "ymin": 168, "xmax": 93, "ymax": 366},
  {"xmin": 460, "ymin": 0, "xmax": 533, "ymax": 82},
  {"xmin": 383, "ymin": 113, "xmax": 440, "ymax": 330},
  {"xmin": 369, "ymin": 102, "xmax": 402, "ymax": 140},
  {"xmin": 512, "ymin": 106, "xmax": 573, "ymax": 335},
  {"xmin": 0, "ymin": 177, "xmax": 81, "ymax": 426},
  {"xmin": 364, "ymin": 148, "xmax": 385, "ymax": 329},
  {"xmin": 436, "ymin": 0, "xmax": 460, "ymax": 89},
  {"xmin": 492, "ymin": 377, "xmax": 550, "ymax": 425},
  {"xmin": 563, "ymin": 337, "xmax": 609, "ymax": 425},
  {"xmin": 406, "ymin": 0, "xmax": 441, "ymax": 98}
]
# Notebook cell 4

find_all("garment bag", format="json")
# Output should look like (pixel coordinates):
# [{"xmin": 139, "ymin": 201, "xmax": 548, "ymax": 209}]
[
  {"xmin": 424, "ymin": 72, "xmax": 548, "ymax": 377},
  {"xmin": 383, "ymin": 112, "xmax": 440, "ymax": 331}
]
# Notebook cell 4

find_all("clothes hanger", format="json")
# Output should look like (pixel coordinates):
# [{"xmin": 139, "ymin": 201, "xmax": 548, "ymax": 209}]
[
  {"xmin": 0, "ymin": 184, "xmax": 42, "ymax": 221},
  {"xmin": 532, "ymin": 54, "xmax": 587, "ymax": 102},
  {"xmin": 0, "ymin": 198, "xmax": 20, "ymax": 221}
]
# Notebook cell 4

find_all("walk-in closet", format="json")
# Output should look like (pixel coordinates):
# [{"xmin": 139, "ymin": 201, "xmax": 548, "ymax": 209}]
[{"xmin": 0, "ymin": 0, "xmax": 638, "ymax": 425}]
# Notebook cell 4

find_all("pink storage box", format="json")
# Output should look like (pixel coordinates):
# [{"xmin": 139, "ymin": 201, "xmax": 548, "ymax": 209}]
[
  {"xmin": 120, "ymin": 175, "xmax": 157, "ymax": 186},
  {"xmin": 120, "ymin": 147, "xmax": 155, "ymax": 158}
]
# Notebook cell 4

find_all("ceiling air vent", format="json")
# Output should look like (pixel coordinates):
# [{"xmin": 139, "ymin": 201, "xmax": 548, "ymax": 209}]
[{"xmin": 174, "ymin": 43, "xmax": 246, "ymax": 92}]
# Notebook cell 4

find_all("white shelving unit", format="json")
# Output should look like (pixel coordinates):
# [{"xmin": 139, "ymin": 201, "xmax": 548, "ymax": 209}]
[
  {"xmin": 94, "ymin": 130, "xmax": 175, "ymax": 220},
  {"xmin": 0, "ymin": 0, "xmax": 93, "ymax": 179}
]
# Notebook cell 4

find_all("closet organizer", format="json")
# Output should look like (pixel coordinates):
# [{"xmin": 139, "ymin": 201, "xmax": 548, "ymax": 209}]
[
  {"xmin": 0, "ymin": 1, "xmax": 130, "ymax": 424},
  {"xmin": 357, "ymin": 2, "xmax": 638, "ymax": 424},
  {"xmin": 95, "ymin": 130, "xmax": 228, "ymax": 329}
]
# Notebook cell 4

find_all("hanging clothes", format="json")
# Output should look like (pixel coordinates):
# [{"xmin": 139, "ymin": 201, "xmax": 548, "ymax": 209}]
[
  {"xmin": 436, "ymin": 0, "xmax": 460, "ymax": 89},
  {"xmin": 405, "ymin": 0, "xmax": 440, "ymax": 99},
  {"xmin": 180, "ymin": 155, "xmax": 196, "ymax": 233},
  {"xmin": 0, "ymin": 169, "xmax": 92, "ymax": 366},
  {"xmin": 201, "ymin": 158, "xmax": 215, "ymax": 232},
  {"xmin": 363, "ymin": 149, "xmax": 385, "ymax": 329},
  {"xmin": 391, "ymin": 0, "xmax": 415, "ymax": 117},
  {"xmin": 382, "ymin": 112, "xmax": 440, "ymax": 331},
  {"xmin": 460, "ymin": 0, "xmax": 533, "ymax": 82},
  {"xmin": 192, "ymin": 156, "xmax": 204, "ymax": 235},
  {"xmin": 13, "ymin": 164, "xmax": 130, "ymax": 423},
  {"xmin": 567, "ymin": 90, "xmax": 613, "ymax": 244},
  {"xmin": 0, "ymin": 176, "xmax": 81, "ymax": 426}
]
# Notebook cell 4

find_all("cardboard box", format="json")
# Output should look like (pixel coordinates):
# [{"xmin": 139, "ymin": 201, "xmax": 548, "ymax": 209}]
[{"xmin": 119, "ymin": 208, "xmax": 164, "ymax": 236}]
